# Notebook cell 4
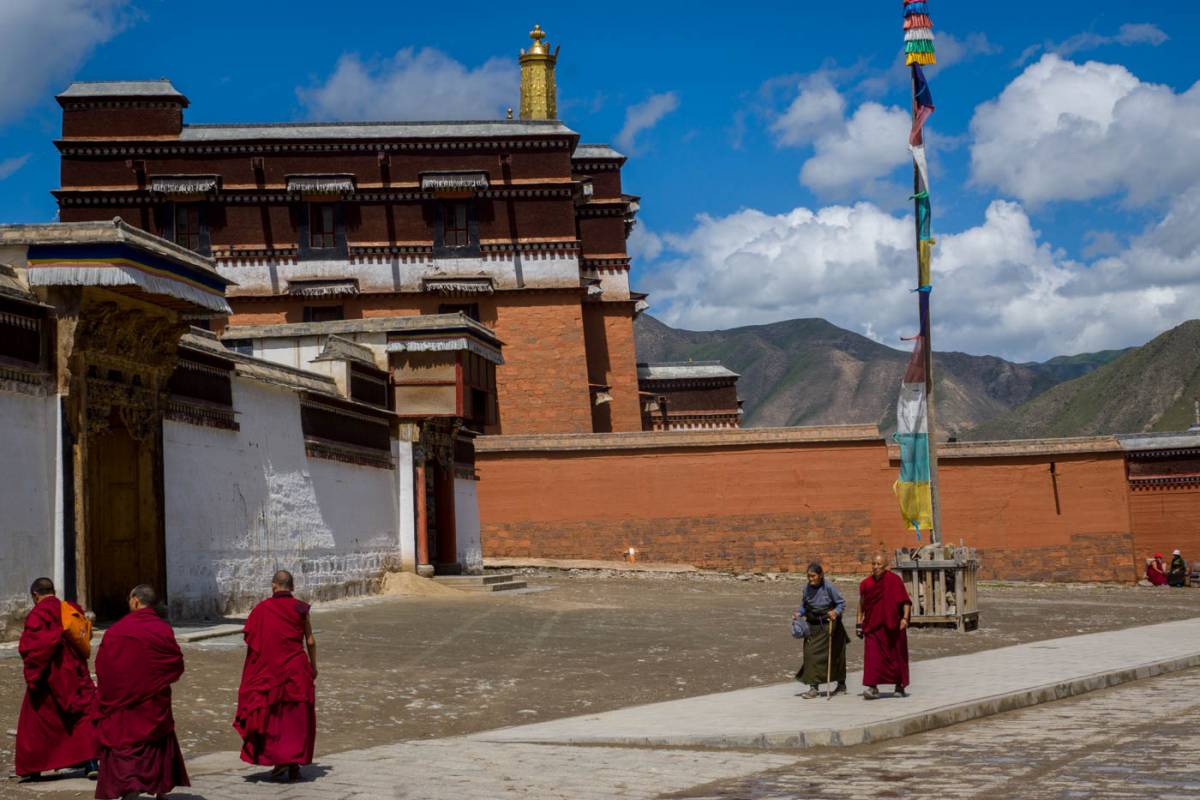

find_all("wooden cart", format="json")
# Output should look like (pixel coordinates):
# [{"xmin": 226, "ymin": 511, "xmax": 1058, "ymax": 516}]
[{"xmin": 894, "ymin": 546, "xmax": 980, "ymax": 632}]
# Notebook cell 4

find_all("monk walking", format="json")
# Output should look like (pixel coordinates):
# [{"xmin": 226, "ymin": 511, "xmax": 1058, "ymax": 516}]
[
  {"xmin": 856, "ymin": 553, "xmax": 912, "ymax": 700},
  {"xmin": 233, "ymin": 570, "xmax": 317, "ymax": 782},
  {"xmin": 94, "ymin": 585, "xmax": 189, "ymax": 800},
  {"xmin": 15, "ymin": 578, "xmax": 99, "ymax": 781}
]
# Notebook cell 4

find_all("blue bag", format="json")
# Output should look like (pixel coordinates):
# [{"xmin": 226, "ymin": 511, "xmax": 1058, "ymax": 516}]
[{"xmin": 791, "ymin": 615, "xmax": 809, "ymax": 639}]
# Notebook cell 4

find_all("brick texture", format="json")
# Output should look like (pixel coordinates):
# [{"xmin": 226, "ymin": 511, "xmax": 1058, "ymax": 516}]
[
  {"xmin": 1129, "ymin": 483, "xmax": 1200, "ymax": 565},
  {"xmin": 489, "ymin": 293, "xmax": 592, "ymax": 434},
  {"xmin": 478, "ymin": 438, "xmax": 1157, "ymax": 583},
  {"xmin": 582, "ymin": 303, "xmax": 641, "ymax": 432}
]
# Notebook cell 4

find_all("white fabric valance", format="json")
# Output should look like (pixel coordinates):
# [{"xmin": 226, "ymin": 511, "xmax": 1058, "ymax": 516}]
[
  {"xmin": 386, "ymin": 337, "xmax": 503, "ymax": 365},
  {"xmin": 420, "ymin": 172, "xmax": 489, "ymax": 192},
  {"xmin": 149, "ymin": 176, "xmax": 218, "ymax": 195},
  {"xmin": 286, "ymin": 175, "xmax": 356, "ymax": 194},
  {"xmin": 424, "ymin": 278, "xmax": 494, "ymax": 295}
]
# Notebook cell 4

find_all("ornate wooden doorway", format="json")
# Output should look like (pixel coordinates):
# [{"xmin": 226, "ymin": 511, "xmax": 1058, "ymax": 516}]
[{"xmin": 85, "ymin": 416, "xmax": 164, "ymax": 621}]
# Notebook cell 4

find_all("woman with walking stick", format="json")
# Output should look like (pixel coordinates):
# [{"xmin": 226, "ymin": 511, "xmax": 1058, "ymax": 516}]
[{"xmin": 793, "ymin": 562, "xmax": 849, "ymax": 699}]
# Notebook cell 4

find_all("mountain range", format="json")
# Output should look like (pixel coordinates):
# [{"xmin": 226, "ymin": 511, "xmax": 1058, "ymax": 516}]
[{"xmin": 634, "ymin": 315, "xmax": 1200, "ymax": 439}]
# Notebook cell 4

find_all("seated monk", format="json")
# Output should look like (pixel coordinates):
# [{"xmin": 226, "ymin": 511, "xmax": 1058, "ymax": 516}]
[
  {"xmin": 15, "ymin": 577, "xmax": 99, "ymax": 781},
  {"xmin": 233, "ymin": 570, "xmax": 317, "ymax": 782},
  {"xmin": 94, "ymin": 584, "xmax": 189, "ymax": 800},
  {"xmin": 1146, "ymin": 554, "xmax": 1168, "ymax": 586}
]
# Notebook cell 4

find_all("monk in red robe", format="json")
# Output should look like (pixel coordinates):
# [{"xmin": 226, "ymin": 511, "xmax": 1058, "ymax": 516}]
[
  {"xmin": 15, "ymin": 577, "xmax": 99, "ymax": 780},
  {"xmin": 856, "ymin": 553, "xmax": 912, "ymax": 700},
  {"xmin": 233, "ymin": 570, "xmax": 317, "ymax": 782},
  {"xmin": 94, "ymin": 584, "xmax": 189, "ymax": 800}
]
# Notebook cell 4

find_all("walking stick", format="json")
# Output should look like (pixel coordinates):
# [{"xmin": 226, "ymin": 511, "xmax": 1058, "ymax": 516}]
[{"xmin": 826, "ymin": 617, "xmax": 835, "ymax": 700}]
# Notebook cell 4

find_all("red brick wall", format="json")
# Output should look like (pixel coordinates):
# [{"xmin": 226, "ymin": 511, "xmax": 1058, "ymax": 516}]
[
  {"xmin": 478, "ymin": 435, "xmax": 901, "ymax": 575},
  {"xmin": 477, "ymin": 435, "xmax": 1148, "ymax": 582},
  {"xmin": 1130, "ymin": 484, "xmax": 1200, "ymax": 568},
  {"xmin": 488, "ymin": 293, "xmax": 592, "ymax": 434},
  {"xmin": 938, "ymin": 454, "xmax": 1135, "ymax": 581},
  {"xmin": 61, "ymin": 106, "xmax": 182, "ymax": 138},
  {"xmin": 578, "ymin": 216, "xmax": 628, "ymax": 256},
  {"xmin": 581, "ymin": 303, "xmax": 641, "ymax": 432}
]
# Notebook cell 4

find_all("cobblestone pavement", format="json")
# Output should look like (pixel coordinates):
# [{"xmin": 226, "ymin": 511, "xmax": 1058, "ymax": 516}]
[
  {"xmin": 670, "ymin": 667, "xmax": 1200, "ymax": 800},
  {"xmin": 11, "ymin": 667, "xmax": 1200, "ymax": 799}
]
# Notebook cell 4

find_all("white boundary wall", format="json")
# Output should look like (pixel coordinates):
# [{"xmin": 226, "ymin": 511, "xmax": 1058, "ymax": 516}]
[
  {"xmin": 163, "ymin": 377, "xmax": 411, "ymax": 619},
  {"xmin": 454, "ymin": 478, "xmax": 482, "ymax": 574},
  {"xmin": 0, "ymin": 390, "xmax": 59, "ymax": 637}
]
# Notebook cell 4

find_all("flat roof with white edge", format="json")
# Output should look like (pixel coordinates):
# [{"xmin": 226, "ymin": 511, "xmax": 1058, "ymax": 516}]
[
  {"xmin": 58, "ymin": 79, "xmax": 187, "ymax": 102},
  {"xmin": 0, "ymin": 219, "xmax": 231, "ymax": 315},
  {"xmin": 221, "ymin": 313, "xmax": 503, "ymax": 348},
  {"xmin": 638, "ymin": 362, "xmax": 740, "ymax": 381}
]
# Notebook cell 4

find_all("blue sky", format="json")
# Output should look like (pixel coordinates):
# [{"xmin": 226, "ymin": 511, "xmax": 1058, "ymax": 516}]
[{"xmin": 1, "ymin": 1, "xmax": 1198, "ymax": 360}]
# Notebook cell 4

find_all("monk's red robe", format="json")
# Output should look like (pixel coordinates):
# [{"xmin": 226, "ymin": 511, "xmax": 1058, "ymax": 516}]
[
  {"xmin": 94, "ymin": 606, "xmax": 189, "ymax": 799},
  {"xmin": 15, "ymin": 596, "xmax": 98, "ymax": 776},
  {"xmin": 1147, "ymin": 562, "xmax": 1168, "ymax": 586},
  {"xmin": 233, "ymin": 591, "xmax": 316, "ymax": 766},
  {"xmin": 860, "ymin": 570, "xmax": 912, "ymax": 689}
]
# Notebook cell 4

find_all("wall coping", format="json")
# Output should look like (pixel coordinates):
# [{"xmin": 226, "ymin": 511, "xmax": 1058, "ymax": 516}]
[
  {"xmin": 476, "ymin": 425, "xmax": 883, "ymax": 453},
  {"xmin": 886, "ymin": 435, "xmax": 1123, "ymax": 461}
]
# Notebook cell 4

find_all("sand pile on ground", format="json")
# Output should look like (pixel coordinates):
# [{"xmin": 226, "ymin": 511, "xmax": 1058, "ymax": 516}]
[{"xmin": 380, "ymin": 571, "xmax": 468, "ymax": 598}]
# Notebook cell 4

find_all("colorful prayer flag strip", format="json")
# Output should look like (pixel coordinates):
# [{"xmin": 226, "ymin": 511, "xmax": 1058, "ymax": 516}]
[{"xmin": 893, "ymin": 337, "xmax": 933, "ymax": 535}]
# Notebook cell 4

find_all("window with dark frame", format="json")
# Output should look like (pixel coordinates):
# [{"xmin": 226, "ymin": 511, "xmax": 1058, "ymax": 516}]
[
  {"xmin": 303, "ymin": 305, "xmax": 344, "ymax": 323},
  {"xmin": 309, "ymin": 203, "xmax": 336, "ymax": 249},
  {"xmin": 437, "ymin": 302, "xmax": 481, "ymax": 322},
  {"xmin": 174, "ymin": 204, "xmax": 202, "ymax": 251},
  {"xmin": 442, "ymin": 202, "xmax": 469, "ymax": 248}
]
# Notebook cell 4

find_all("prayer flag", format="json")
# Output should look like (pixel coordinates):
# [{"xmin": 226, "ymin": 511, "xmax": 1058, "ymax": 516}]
[
  {"xmin": 910, "ymin": 64, "xmax": 935, "ymax": 145},
  {"xmin": 893, "ymin": 338, "xmax": 933, "ymax": 535},
  {"xmin": 918, "ymin": 239, "xmax": 935, "ymax": 288},
  {"xmin": 909, "ymin": 144, "xmax": 931, "ymax": 195},
  {"xmin": 911, "ymin": 191, "xmax": 932, "ymax": 241}
]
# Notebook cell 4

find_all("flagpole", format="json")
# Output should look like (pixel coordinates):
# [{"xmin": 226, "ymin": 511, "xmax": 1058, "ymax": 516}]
[{"xmin": 911, "ymin": 55, "xmax": 943, "ymax": 547}]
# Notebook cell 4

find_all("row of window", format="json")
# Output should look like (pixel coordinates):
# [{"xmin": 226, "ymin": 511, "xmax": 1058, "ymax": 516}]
[{"xmin": 166, "ymin": 201, "xmax": 475, "ymax": 256}]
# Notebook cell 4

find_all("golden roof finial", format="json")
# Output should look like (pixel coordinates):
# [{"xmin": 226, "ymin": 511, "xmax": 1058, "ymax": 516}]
[
  {"xmin": 528, "ymin": 24, "xmax": 548, "ymax": 54},
  {"xmin": 518, "ymin": 23, "xmax": 558, "ymax": 120}
]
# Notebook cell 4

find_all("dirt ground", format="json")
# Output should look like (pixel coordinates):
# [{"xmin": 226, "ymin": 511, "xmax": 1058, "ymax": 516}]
[{"xmin": 4, "ymin": 572, "xmax": 1200, "ymax": 784}]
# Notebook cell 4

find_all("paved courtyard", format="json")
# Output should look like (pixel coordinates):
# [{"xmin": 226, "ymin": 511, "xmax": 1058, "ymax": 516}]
[{"xmin": 3, "ymin": 574, "xmax": 1200, "ymax": 798}]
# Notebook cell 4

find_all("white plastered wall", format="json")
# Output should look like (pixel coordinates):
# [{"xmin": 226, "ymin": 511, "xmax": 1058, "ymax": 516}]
[
  {"xmin": 220, "ymin": 252, "xmax": 582, "ymax": 296},
  {"xmin": 163, "ymin": 376, "xmax": 411, "ymax": 619},
  {"xmin": 454, "ymin": 477, "xmax": 482, "ymax": 575},
  {"xmin": 0, "ymin": 390, "xmax": 58, "ymax": 638}
]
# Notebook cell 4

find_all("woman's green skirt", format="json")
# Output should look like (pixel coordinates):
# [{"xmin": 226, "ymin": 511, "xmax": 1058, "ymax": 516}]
[{"xmin": 796, "ymin": 619, "xmax": 848, "ymax": 685}]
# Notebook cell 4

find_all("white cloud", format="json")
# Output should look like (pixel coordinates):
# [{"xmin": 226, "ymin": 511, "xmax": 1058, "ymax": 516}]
[
  {"xmin": 770, "ymin": 76, "xmax": 845, "ymax": 147},
  {"xmin": 932, "ymin": 32, "xmax": 1003, "ymax": 72},
  {"xmin": 0, "ymin": 154, "xmax": 31, "ymax": 181},
  {"xmin": 615, "ymin": 92, "xmax": 679, "ymax": 154},
  {"xmin": 970, "ymin": 54, "xmax": 1200, "ymax": 206},
  {"xmin": 0, "ymin": 0, "xmax": 130, "ymax": 125},
  {"xmin": 628, "ymin": 223, "xmax": 663, "ymax": 262},
  {"xmin": 647, "ymin": 189, "xmax": 1200, "ymax": 362},
  {"xmin": 768, "ymin": 76, "xmax": 911, "ymax": 199},
  {"xmin": 1020, "ymin": 22, "xmax": 1169, "ymax": 64},
  {"xmin": 298, "ymin": 48, "xmax": 517, "ymax": 121},
  {"xmin": 799, "ymin": 102, "xmax": 912, "ymax": 198}
]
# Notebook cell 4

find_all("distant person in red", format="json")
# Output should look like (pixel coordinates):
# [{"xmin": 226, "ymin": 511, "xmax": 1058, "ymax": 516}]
[
  {"xmin": 857, "ymin": 553, "xmax": 913, "ymax": 701},
  {"xmin": 233, "ymin": 570, "xmax": 317, "ymax": 782},
  {"xmin": 94, "ymin": 584, "xmax": 189, "ymax": 800},
  {"xmin": 15, "ymin": 577, "xmax": 99, "ymax": 781},
  {"xmin": 1146, "ymin": 554, "xmax": 1168, "ymax": 586}
]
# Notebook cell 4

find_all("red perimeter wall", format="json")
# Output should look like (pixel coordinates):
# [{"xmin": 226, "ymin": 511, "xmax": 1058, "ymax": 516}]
[{"xmin": 476, "ymin": 430, "xmax": 1198, "ymax": 583}]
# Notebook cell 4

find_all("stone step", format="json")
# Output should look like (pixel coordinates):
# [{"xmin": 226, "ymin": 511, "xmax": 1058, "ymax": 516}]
[{"xmin": 432, "ymin": 573, "xmax": 528, "ymax": 592}]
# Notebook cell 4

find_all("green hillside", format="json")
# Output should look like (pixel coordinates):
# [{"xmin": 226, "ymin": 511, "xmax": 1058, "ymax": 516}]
[
  {"xmin": 967, "ymin": 320, "xmax": 1200, "ymax": 440},
  {"xmin": 634, "ymin": 315, "xmax": 1130, "ymax": 434}
]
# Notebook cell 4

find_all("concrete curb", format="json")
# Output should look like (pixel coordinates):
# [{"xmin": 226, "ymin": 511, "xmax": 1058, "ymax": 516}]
[
  {"xmin": 485, "ymin": 652, "xmax": 1200, "ymax": 750},
  {"xmin": 175, "ymin": 623, "xmax": 245, "ymax": 643}
]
